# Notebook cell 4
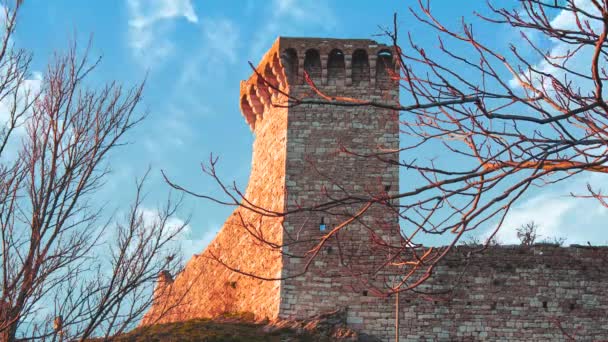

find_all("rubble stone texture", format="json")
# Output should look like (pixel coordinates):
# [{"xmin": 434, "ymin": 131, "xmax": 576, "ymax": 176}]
[{"xmin": 142, "ymin": 37, "xmax": 608, "ymax": 342}]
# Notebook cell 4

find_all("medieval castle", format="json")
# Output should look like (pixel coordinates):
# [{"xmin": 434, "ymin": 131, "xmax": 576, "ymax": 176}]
[{"xmin": 142, "ymin": 37, "xmax": 608, "ymax": 341}]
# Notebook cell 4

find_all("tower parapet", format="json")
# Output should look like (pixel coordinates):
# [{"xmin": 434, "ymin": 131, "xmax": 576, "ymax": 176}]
[{"xmin": 239, "ymin": 37, "xmax": 398, "ymax": 130}]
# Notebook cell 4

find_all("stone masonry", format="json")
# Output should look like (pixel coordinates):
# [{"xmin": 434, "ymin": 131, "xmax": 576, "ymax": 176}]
[{"xmin": 142, "ymin": 37, "xmax": 608, "ymax": 341}]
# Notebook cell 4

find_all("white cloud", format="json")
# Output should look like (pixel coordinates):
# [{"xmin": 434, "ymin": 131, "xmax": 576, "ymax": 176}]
[
  {"xmin": 549, "ymin": 0, "xmax": 596, "ymax": 31},
  {"xmin": 127, "ymin": 0, "xmax": 198, "ymax": 68},
  {"xmin": 484, "ymin": 173, "xmax": 608, "ymax": 245},
  {"xmin": 139, "ymin": 15, "xmax": 236, "ymax": 159},
  {"xmin": 138, "ymin": 208, "xmax": 222, "ymax": 259},
  {"xmin": 509, "ymin": 0, "xmax": 601, "ymax": 89},
  {"xmin": 111, "ymin": 206, "xmax": 198, "ymax": 259},
  {"xmin": 140, "ymin": 207, "xmax": 191, "ymax": 240},
  {"xmin": 128, "ymin": 0, "xmax": 197, "ymax": 28},
  {"xmin": 25, "ymin": 71, "xmax": 43, "ymax": 92},
  {"xmin": 488, "ymin": 194, "xmax": 575, "ymax": 244},
  {"xmin": 0, "ymin": 71, "xmax": 42, "ymax": 161},
  {"xmin": 201, "ymin": 18, "xmax": 239, "ymax": 64},
  {"xmin": 249, "ymin": 0, "xmax": 336, "ymax": 59},
  {"xmin": 179, "ymin": 221, "xmax": 221, "ymax": 258},
  {"xmin": 494, "ymin": 3, "xmax": 608, "ymax": 245},
  {"xmin": 177, "ymin": 17, "xmax": 240, "ymax": 86},
  {"xmin": 275, "ymin": 0, "xmax": 331, "ymax": 22}
]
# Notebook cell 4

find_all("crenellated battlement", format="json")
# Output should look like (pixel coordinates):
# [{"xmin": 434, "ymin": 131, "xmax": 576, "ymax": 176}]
[{"xmin": 239, "ymin": 37, "xmax": 397, "ymax": 130}]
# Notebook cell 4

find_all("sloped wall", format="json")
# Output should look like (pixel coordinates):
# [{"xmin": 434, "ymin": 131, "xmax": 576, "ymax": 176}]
[
  {"xmin": 141, "ymin": 80, "xmax": 289, "ymax": 325},
  {"xmin": 142, "ymin": 36, "xmax": 404, "ymax": 329}
]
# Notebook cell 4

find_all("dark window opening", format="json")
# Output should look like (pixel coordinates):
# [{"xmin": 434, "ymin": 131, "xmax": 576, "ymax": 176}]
[
  {"xmin": 376, "ymin": 49, "xmax": 394, "ymax": 89},
  {"xmin": 280, "ymin": 48, "xmax": 298, "ymax": 84},
  {"xmin": 304, "ymin": 49, "xmax": 321, "ymax": 82},
  {"xmin": 352, "ymin": 49, "xmax": 370, "ymax": 85},
  {"xmin": 327, "ymin": 49, "xmax": 345, "ymax": 84}
]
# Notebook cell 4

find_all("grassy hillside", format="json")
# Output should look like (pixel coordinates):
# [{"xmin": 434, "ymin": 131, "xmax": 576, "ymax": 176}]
[{"xmin": 111, "ymin": 318, "xmax": 330, "ymax": 342}]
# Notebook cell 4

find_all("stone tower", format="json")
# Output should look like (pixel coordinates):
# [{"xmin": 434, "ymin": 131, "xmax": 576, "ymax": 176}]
[
  {"xmin": 142, "ymin": 37, "xmax": 401, "ymax": 336},
  {"xmin": 141, "ymin": 37, "xmax": 608, "ymax": 342},
  {"xmin": 263, "ymin": 38, "xmax": 401, "ymax": 320}
]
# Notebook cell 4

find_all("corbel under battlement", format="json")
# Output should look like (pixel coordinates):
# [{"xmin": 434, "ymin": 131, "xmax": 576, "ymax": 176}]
[{"xmin": 239, "ymin": 37, "xmax": 398, "ymax": 131}]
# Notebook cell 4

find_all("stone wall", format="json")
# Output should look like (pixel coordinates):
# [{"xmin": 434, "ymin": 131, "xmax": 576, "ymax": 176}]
[
  {"xmin": 346, "ymin": 245, "xmax": 608, "ymax": 341},
  {"xmin": 141, "ymin": 41, "xmax": 291, "ymax": 324},
  {"xmin": 142, "ymin": 37, "xmax": 608, "ymax": 342},
  {"xmin": 142, "ymin": 37, "xmax": 402, "ymax": 327},
  {"xmin": 276, "ymin": 37, "xmax": 403, "ymax": 322}
]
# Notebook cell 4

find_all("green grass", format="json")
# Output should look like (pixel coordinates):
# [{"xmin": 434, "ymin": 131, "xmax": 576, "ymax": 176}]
[{"xmin": 111, "ymin": 318, "xmax": 322, "ymax": 342}]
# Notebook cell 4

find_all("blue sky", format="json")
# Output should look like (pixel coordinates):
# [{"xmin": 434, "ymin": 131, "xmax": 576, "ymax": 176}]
[{"xmin": 11, "ymin": 0, "xmax": 608, "ymax": 258}]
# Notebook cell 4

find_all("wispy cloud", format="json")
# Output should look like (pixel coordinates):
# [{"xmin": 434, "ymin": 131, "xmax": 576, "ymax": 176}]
[
  {"xmin": 139, "ymin": 206, "xmax": 191, "ymax": 240},
  {"xmin": 482, "ymin": 3, "xmax": 608, "ymax": 245},
  {"xmin": 179, "ymin": 221, "xmax": 221, "ymax": 258},
  {"xmin": 141, "ymin": 104, "xmax": 205, "ymax": 158},
  {"xmin": 126, "ymin": 0, "xmax": 199, "ymax": 68},
  {"xmin": 141, "ymin": 206, "xmax": 220, "ymax": 259},
  {"xmin": 274, "ymin": 0, "xmax": 333, "ymax": 23},
  {"xmin": 0, "ymin": 71, "xmax": 42, "ymax": 160},
  {"xmin": 138, "ymin": 15, "xmax": 239, "ymax": 169},
  {"xmin": 484, "ymin": 173, "xmax": 608, "ymax": 245},
  {"xmin": 128, "ymin": 0, "xmax": 197, "ymax": 28},
  {"xmin": 249, "ymin": 0, "xmax": 337, "ymax": 59},
  {"xmin": 116, "ymin": 206, "xmax": 202, "ymax": 259},
  {"xmin": 487, "ymin": 194, "xmax": 576, "ymax": 244},
  {"xmin": 153, "ymin": 16, "xmax": 239, "ymax": 135},
  {"xmin": 509, "ymin": 0, "xmax": 600, "ymax": 89},
  {"xmin": 177, "ymin": 17, "xmax": 240, "ymax": 86}
]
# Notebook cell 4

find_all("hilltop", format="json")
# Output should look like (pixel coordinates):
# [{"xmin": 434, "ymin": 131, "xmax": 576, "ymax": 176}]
[{"xmin": 112, "ymin": 310, "xmax": 379, "ymax": 342}]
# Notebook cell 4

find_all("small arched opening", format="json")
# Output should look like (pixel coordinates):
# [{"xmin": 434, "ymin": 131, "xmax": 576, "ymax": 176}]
[
  {"xmin": 280, "ymin": 48, "xmax": 298, "ymax": 84},
  {"xmin": 376, "ymin": 49, "xmax": 394, "ymax": 88},
  {"xmin": 327, "ymin": 49, "xmax": 345, "ymax": 84},
  {"xmin": 352, "ymin": 49, "xmax": 370, "ymax": 85},
  {"xmin": 304, "ymin": 49, "xmax": 321, "ymax": 82}
]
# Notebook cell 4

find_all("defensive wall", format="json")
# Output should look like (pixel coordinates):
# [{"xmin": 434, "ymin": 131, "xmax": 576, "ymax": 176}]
[{"xmin": 142, "ymin": 37, "xmax": 608, "ymax": 341}]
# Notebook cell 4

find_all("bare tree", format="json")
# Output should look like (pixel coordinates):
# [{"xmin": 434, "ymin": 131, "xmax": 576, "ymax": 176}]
[
  {"xmin": 164, "ymin": 0, "xmax": 608, "ymax": 299},
  {"xmin": 0, "ymin": 3, "xmax": 188, "ymax": 341},
  {"xmin": 517, "ymin": 222, "xmax": 539, "ymax": 246},
  {"xmin": 42, "ymin": 172, "xmax": 189, "ymax": 341}
]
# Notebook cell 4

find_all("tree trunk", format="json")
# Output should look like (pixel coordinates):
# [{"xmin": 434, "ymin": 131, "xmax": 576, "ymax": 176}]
[{"xmin": 0, "ymin": 317, "xmax": 18, "ymax": 342}]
